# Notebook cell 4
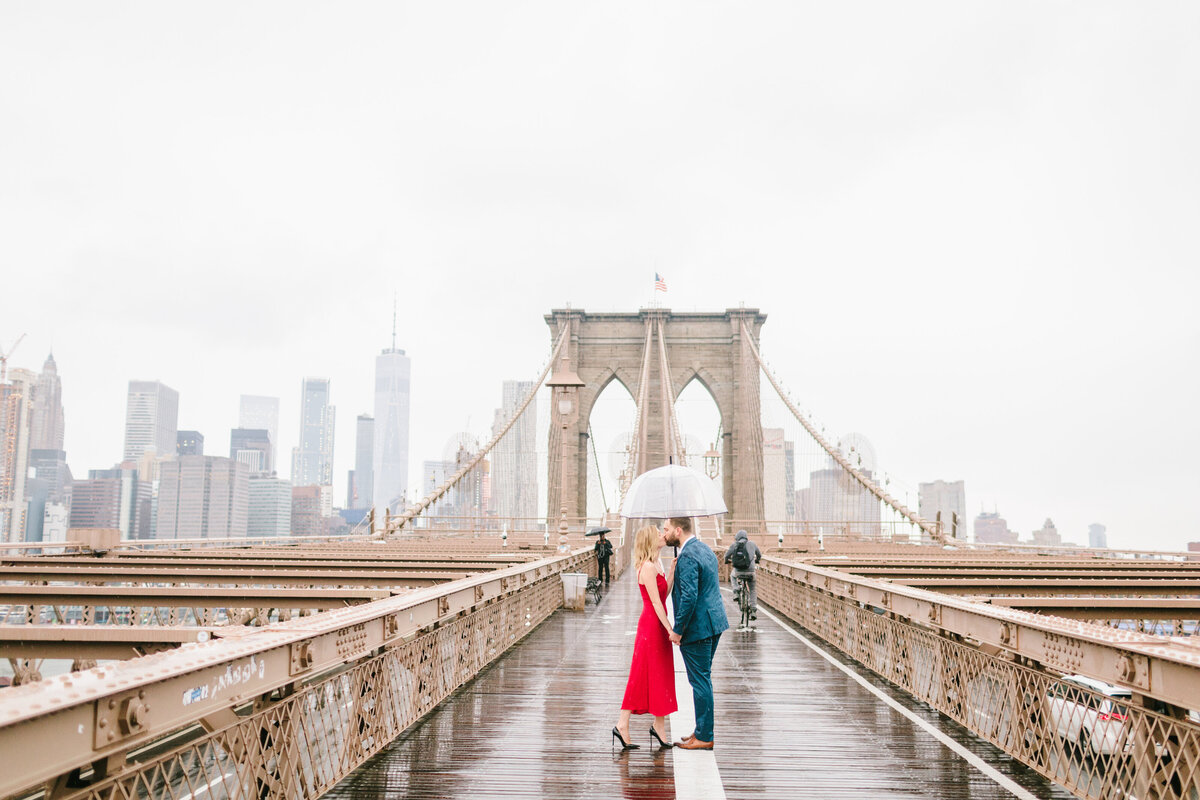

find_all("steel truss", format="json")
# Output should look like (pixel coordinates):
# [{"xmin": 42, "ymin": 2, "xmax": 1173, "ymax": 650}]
[
  {"xmin": 0, "ymin": 545, "xmax": 606, "ymax": 800},
  {"xmin": 760, "ymin": 553, "xmax": 1200, "ymax": 800}
]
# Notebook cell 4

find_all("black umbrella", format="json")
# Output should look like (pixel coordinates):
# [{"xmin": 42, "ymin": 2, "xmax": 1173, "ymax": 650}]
[{"xmin": 585, "ymin": 527, "xmax": 612, "ymax": 537}]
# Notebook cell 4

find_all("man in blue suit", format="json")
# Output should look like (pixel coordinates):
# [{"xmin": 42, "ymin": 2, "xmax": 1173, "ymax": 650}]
[{"xmin": 665, "ymin": 516, "xmax": 729, "ymax": 750}]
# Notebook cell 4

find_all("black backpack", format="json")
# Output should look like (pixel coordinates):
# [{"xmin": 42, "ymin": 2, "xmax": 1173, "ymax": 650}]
[{"xmin": 731, "ymin": 541, "xmax": 751, "ymax": 570}]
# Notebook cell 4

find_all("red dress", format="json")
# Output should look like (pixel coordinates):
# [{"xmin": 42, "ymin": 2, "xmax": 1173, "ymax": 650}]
[{"xmin": 620, "ymin": 572, "xmax": 678, "ymax": 716}]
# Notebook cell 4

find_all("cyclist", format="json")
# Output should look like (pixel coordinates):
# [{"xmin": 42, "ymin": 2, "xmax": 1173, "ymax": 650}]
[{"xmin": 723, "ymin": 529, "xmax": 762, "ymax": 620}]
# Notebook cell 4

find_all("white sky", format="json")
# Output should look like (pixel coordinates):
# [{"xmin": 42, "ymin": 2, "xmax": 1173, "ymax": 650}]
[{"xmin": 1, "ymin": 2, "xmax": 1197, "ymax": 550}]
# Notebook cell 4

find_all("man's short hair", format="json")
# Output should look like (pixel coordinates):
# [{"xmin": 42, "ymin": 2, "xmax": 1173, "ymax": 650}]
[{"xmin": 668, "ymin": 517, "xmax": 692, "ymax": 534}]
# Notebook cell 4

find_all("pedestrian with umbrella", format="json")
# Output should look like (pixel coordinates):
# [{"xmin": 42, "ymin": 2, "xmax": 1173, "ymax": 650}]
[{"xmin": 588, "ymin": 526, "xmax": 615, "ymax": 585}]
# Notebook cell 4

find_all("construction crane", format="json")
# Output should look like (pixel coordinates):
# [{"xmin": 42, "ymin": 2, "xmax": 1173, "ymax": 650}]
[{"xmin": 0, "ymin": 334, "xmax": 25, "ymax": 384}]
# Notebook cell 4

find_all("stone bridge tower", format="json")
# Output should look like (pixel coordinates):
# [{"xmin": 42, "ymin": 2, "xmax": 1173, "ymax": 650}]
[{"xmin": 545, "ymin": 308, "xmax": 766, "ymax": 531}]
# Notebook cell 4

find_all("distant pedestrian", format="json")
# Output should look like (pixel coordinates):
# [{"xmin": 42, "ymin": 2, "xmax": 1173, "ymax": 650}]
[{"xmin": 594, "ymin": 530, "xmax": 614, "ymax": 584}]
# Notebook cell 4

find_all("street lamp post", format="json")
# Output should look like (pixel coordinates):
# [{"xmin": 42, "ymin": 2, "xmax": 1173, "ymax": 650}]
[{"xmin": 547, "ymin": 354, "xmax": 585, "ymax": 541}]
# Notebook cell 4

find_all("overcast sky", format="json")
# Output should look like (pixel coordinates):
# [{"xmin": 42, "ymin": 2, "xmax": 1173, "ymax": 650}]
[{"xmin": 2, "ymin": 2, "xmax": 1197, "ymax": 550}]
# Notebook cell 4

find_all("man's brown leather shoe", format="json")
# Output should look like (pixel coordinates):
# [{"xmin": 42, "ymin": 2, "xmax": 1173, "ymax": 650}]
[
  {"xmin": 675, "ymin": 733, "xmax": 695, "ymax": 746},
  {"xmin": 676, "ymin": 737, "xmax": 714, "ymax": 750}
]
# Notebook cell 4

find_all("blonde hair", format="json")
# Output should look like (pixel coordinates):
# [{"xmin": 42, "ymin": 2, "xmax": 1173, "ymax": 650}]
[{"xmin": 633, "ymin": 525, "xmax": 660, "ymax": 567}]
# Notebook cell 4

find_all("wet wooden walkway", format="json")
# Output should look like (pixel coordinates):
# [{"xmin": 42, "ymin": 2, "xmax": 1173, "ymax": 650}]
[{"xmin": 327, "ymin": 566, "xmax": 1071, "ymax": 799}]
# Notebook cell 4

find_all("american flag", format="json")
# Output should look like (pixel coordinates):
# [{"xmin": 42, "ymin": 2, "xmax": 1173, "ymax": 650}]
[{"xmin": 654, "ymin": 273, "xmax": 667, "ymax": 292}]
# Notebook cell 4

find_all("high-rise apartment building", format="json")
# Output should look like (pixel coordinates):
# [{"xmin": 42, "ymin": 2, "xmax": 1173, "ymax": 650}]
[
  {"xmin": 29, "ymin": 353, "xmax": 64, "ymax": 451},
  {"xmin": 123, "ymin": 381, "xmax": 179, "ymax": 463},
  {"xmin": 373, "ymin": 343, "xmax": 411, "ymax": 513},
  {"xmin": 156, "ymin": 455, "xmax": 249, "ymax": 539},
  {"xmin": 238, "ymin": 395, "xmax": 279, "ymax": 472},
  {"xmin": 0, "ymin": 369, "xmax": 37, "ymax": 542},
  {"xmin": 290, "ymin": 379, "xmax": 334, "ymax": 487},
  {"xmin": 1088, "ymin": 523, "xmax": 1107, "ymax": 549},
  {"xmin": 918, "ymin": 479, "xmax": 966, "ymax": 539},
  {"xmin": 490, "ymin": 381, "xmax": 537, "ymax": 523},
  {"xmin": 248, "ymin": 475, "xmax": 292, "ymax": 538},
  {"xmin": 974, "ymin": 511, "xmax": 1017, "ymax": 544},
  {"xmin": 230, "ymin": 428, "xmax": 272, "ymax": 475},
  {"xmin": 177, "ymin": 430, "xmax": 204, "ymax": 456}
]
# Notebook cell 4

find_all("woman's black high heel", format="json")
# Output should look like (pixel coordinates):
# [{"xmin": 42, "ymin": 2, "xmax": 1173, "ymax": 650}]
[
  {"xmin": 649, "ymin": 726, "xmax": 672, "ymax": 748},
  {"xmin": 612, "ymin": 727, "xmax": 640, "ymax": 750}
]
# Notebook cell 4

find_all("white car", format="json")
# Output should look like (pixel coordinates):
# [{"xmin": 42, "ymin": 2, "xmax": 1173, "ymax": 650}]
[{"xmin": 1048, "ymin": 675, "xmax": 1134, "ymax": 760}]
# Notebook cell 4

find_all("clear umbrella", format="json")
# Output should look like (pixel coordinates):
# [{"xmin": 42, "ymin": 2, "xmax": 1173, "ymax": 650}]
[{"xmin": 619, "ymin": 464, "xmax": 728, "ymax": 519}]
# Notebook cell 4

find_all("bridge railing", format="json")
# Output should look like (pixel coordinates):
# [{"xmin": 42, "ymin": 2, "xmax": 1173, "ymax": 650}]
[
  {"xmin": 759, "ymin": 556, "xmax": 1200, "ymax": 800},
  {"xmin": 0, "ymin": 547, "xmax": 597, "ymax": 800}
]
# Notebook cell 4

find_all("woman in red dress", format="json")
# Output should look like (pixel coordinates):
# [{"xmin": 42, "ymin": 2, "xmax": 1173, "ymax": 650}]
[{"xmin": 613, "ymin": 524, "xmax": 677, "ymax": 750}]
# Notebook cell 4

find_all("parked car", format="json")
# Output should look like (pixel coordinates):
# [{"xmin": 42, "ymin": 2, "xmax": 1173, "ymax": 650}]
[{"xmin": 1047, "ymin": 674, "xmax": 1134, "ymax": 761}]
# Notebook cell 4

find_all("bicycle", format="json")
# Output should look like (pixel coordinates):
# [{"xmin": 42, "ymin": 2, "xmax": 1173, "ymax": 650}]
[{"xmin": 730, "ymin": 572, "xmax": 753, "ymax": 629}]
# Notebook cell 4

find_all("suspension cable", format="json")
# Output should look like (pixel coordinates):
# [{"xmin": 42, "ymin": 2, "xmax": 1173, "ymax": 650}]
[
  {"xmin": 588, "ymin": 422, "xmax": 609, "ymax": 514},
  {"xmin": 378, "ymin": 325, "xmax": 570, "ymax": 538},
  {"xmin": 620, "ymin": 320, "xmax": 655, "ymax": 499},
  {"xmin": 656, "ymin": 319, "xmax": 687, "ymax": 465},
  {"xmin": 739, "ymin": 322, "xmax": 945, "ymax": 545}
]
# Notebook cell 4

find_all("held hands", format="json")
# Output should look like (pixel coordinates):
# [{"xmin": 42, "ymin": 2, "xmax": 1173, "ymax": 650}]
[{"xmin": 669, "ymin": 631, "xmax": 682, "ymax": 645}]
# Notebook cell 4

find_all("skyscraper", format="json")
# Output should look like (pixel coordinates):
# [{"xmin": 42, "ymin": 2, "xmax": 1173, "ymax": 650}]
[
  {"xmin": 1088, "ymin": 523, "xmax": 1108, "ymax": 549},
  {"xmin": 290, "ymin": 485, "xmax": 323, "ymax": 537},
  {"xmin": 156, "ymin": 455, "xmax": 249, "ymax": 539},
  {"xmin": 351, "ymin": 414, "xmax": 374, "ymax": 509},
  {"xmin": 238, "ymin": 395, "xmax": 279, "ymax": 472},
  {"xmin": 123, "ymin": 381, "xmax": 179, "ymax": 463},
  {"xmin": 490, "ymin": 380, "xmax": 537, "ymax": 523},
  {"xmin": 248, "ymin": 475, "xmax": 292, "ymax": 538},
  {"xmin": 373, "ymin": 333, "xmax": 411, "ymax": 513},
  {"xmin": 975, "ymin": 511, "xmax": 1017, "ymax": 543},
  {"xmin": 798, "ymin": 459, "xmax": 881, "ymax": 538},
  {"xmin": 230, "ymin": 428, "xmax": 272, "ymax": 475},
  {"xmin": 26, "ymin": 448, "xmax": 71, "ymax": 542},
  {"xmin": 762, "ymin": 427, "xmax": 794, "ymax": 531},
  {"xmin": 29, "ymin": 353, "xmax": 64, "ymax": 451},
  {"xmin": 177, "ymin": 430, "xmax": 204, "ymax": 456},
  {"xmin": 918, "ymin": 479, "xmax": 966, "ymax": 539},
  {"xmin": 290, "ymin": 379, "xmax": 334, "ymax": 487}
]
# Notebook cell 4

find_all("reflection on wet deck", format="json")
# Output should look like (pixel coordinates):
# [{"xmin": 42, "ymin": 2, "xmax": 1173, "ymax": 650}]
[{"xmin": 327, "ymin": 568, "xmax": 1071, "ymax": 799}]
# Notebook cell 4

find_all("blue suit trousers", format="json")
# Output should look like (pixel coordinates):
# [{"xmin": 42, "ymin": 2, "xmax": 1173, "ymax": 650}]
[{"xmin": 679, "ymin": 635, "xmax": 721, "ymax": 741}]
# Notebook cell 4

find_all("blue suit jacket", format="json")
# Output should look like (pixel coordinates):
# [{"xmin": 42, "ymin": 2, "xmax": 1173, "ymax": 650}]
[{"xmin": 671, "ymin": 537, "xmax": 730, "ymax": 643}]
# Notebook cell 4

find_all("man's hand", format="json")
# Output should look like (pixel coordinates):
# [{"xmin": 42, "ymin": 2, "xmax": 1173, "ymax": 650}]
[{"xmin": 669, "ymin": 632, "xmax": 682, "ymax": 645}]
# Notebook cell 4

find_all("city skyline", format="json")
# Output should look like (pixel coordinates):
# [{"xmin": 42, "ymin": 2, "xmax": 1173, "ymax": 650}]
[{"xmin": 0, "ymin": 340, "xmax": 1129, "ymax": 548}]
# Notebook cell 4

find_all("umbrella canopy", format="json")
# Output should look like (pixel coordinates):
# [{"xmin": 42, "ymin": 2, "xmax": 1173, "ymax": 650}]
[
  {"xmin": 585, "ymin": 527, "xmax": 612, "ymax": 537},
  {"xmin": 619, "ymin": 464, "xmax": 728, "ymax": 519}
]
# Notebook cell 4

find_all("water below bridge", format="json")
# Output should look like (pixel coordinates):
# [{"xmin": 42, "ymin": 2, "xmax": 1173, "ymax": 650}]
[{"xmin": 326, "ymin": 567, "xmax": 1072, "ymax": 799}]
